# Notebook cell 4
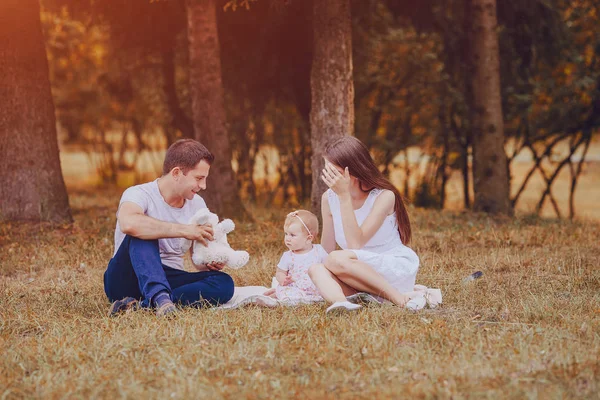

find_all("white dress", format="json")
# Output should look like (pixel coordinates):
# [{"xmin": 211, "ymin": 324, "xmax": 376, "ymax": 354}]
[{"xmin": 327, "ymin": 188, "xmax": 419, "ymax": 293}]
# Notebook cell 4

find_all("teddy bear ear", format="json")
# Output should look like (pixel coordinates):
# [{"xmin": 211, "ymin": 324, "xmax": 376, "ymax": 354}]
[
  {"xmin": 209, "ymin": 213, "xmax": 219, "ymax": 226},
  {"xmin": 220, "ymin": 219, "xmax": 235, "ymax": 233}
]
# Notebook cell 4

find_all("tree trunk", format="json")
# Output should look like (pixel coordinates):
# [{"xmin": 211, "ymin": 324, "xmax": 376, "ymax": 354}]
[
  {"xmin": 438, "ymin": 101, "xmax": 450, "ymax": 209},
  {"xmin": 309, "ymin": 0, "xmax": 355, "ymax": 212},
  {"xmin": 470, "ymin": 0, "xmax": 511, "ymax": 214},
  {"xmin": 186, "ymin": 0, "xmax": 247, "ymax": 219},
  {"xmin": 0, "ymin": 0, "xmax": 72, "ymax": 223},
  {"xmin": 462, "ymin": 0, "xmax": 473, "ymax": 210}
]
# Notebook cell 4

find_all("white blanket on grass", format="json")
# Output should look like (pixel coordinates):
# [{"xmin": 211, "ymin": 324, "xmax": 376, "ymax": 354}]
[{"xmin": 217, "ymin": 280, "xmax": 442, "ymax": 309}]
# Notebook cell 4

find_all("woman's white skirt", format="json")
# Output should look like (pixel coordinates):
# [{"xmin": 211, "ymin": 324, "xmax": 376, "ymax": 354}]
[{"xmin": 351, "ymin": 246, "xmax": 419, "ymax": 293}]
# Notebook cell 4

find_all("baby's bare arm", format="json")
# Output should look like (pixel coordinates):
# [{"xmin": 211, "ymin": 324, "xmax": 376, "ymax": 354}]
[{"xmin": 275, "ymin": 268, "xmax": 292, "ymax": 285}]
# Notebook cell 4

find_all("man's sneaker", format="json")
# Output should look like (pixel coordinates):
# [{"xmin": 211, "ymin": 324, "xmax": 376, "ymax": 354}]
[
  {"xmin": 109, "ymin": 297, "xmax": 139, "ymax": 317},
  {"xmin": 153, "ymin": 291, "xmax": 178, "ymax": 317},
  {"xmin": 326, "ymin": 301, "xmax": 363, "ymax": 315},
  {"xmin": 155, "ymin": 300, "xmax": 178, "ymax": 317}
]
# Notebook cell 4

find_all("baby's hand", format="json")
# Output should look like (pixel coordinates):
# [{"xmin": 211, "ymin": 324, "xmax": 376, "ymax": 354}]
[{"xmin": 281, "ymin": 275, "xmax": 294, "ymax": 286}]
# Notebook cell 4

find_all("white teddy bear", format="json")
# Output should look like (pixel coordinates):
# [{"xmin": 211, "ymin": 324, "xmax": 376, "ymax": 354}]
[{"xmin": 182, "ymin": 208, "xmax": 249, "ymax": 270}]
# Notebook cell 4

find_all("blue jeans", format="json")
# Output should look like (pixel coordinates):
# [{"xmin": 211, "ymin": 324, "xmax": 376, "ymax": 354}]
[{"xmin": 104, "ymin": 235, "xmax": 234, "ymax": 307}]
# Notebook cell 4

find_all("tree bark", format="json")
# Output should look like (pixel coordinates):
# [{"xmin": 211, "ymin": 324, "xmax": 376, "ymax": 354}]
[
  {"xmin": 186, "ymin": 0, "xmax": 247, "ymax": 218},
  {"xmin": 0, "ymin": 0, "xmax": 72, "ymax": 222},
  {"xmin": 309, "ymin": 0, "xmax": 355, "ymax": 212},
  {"xmin": 470, "ymin": 0, "xmax": 511, "ymax": 214}
]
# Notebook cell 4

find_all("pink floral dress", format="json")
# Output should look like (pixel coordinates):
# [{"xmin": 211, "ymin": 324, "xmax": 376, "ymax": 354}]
[{"xmin": 275, "ymin": 244, "xmax": 328, "ymax": 305}]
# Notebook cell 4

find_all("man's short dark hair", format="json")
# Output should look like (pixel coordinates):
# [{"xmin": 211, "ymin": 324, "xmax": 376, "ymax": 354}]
[{"xmin": 162, "ymin": 139, "xmax": 214, "ymax": 175}]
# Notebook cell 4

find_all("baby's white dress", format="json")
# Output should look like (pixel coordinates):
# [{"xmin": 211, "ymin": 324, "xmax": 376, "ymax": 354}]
[
  {"xmin": 275, "ymin": 244, "xmax": 328, "ymax": 304},
  {"xmin": 327, "ymin": 188, "xmax": 419, "ymax": 293}
]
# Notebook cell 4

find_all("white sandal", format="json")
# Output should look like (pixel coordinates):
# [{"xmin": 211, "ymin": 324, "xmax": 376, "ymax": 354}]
[
  {"xmin": 405, "ymin": 296, "xmax": 426, "ymax": 311},
  {"xmin": 326, "ymin": 301, "xmax": 363, "ymax": 315}
]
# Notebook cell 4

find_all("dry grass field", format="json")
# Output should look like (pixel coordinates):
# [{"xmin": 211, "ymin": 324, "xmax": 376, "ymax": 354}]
[{"xmin": 1, "ymin": 185, "xmax": 599, "ymax": 399}]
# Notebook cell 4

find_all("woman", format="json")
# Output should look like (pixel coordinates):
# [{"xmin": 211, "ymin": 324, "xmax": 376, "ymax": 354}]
[{"xmin": 308, "ymin": 136, "xmax": 426, "ymax": 313}]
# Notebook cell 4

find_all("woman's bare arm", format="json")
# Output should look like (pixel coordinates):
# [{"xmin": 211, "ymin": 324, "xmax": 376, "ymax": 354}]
[
  {"xmin": 320, "ymin": 192, "xmax": 337, "ymax": 253},
  {"xmin": 338, "ymin": 190, "xmax": 395, "ymax": 249}
]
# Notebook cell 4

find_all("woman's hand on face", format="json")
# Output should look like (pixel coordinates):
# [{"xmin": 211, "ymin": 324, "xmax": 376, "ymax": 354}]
[{"xmin": 321, "ymin": 162, "xmax": 351, "ymax": 196}]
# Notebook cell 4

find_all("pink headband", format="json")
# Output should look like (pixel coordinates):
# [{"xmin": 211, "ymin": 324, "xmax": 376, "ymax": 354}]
[{"xmin": 287, "ymin": 211, "xmax": 312, "ymax": 236}]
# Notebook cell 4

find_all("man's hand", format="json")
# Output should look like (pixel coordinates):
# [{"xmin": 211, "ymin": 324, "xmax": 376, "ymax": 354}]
[
  {"xmin": 206, "ymin": 262, "xmax": 225, "ymax": 271},
  {"xmin": 185, "ymin": 223, "xmax": 214, "ymax": 246}
]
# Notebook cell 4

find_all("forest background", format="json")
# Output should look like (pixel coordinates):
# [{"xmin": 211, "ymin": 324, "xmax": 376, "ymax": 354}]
[
  {"xmin": 1, "ymin": 0, "xmax": 599, "ymax": 398},
  {"xmin": 2, "ymin": 0, "xmax": 599, "ymax": 221}
]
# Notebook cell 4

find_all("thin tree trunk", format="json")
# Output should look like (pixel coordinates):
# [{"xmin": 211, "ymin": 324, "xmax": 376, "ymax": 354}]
[
  {"xmin": 439, "ymin": 103, "xmax": 450, "ymax": 209},
  {"xmin": 470, "ymin": 0, "xmax": 511, "ymax": 214},
  {"xmin": 162, "ymin": 47, "xmax": 193, "ymax": 139},
  {"xmin": 0, "ymin": 0, "xmax": 72, "ymax": 222},
  {"xmin": 569, "ymin": 132, "xmax": 591, "ymax": 219},
  {"xmin": 461, "ymin": 144, "xmax": 471, "ymax": 209},
  {"xmin": 462, "ymin": 0, "xmax": 474, "ymax": 210},
  {"xmin": 186, "ymin": 0, "xmax": 247, "ymax": 218},
  {"xmin": 310, "ymin": 0, "xmax": 355, "ymax": 212},
  {"xmin": 403, "ymin": 149, "xmax": 411, "ymax": 198},
  {"xmin": 450, "ymin": 111, "xmax": 471, "ymax": 209}
]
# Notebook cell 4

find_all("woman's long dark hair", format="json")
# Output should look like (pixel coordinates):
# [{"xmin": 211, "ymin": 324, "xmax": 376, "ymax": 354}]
[{"xmin": 325, "ymin": 136, "xmax": 412, "ymax": 244}]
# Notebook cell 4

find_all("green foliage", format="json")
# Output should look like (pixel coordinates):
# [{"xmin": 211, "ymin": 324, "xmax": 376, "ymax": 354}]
[
  {"xmin": 353, "ymin": 0, "xmax": 445, "ymax": 158},
  {"xmin": 353, "ymin": 0, "xmax": 599, "ymax": 212}
]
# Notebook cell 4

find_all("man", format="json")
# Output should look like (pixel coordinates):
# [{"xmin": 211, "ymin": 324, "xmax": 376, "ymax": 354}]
[{"xmin": 104, "ymin": 139, "xmax": 235, "ymax": 316}]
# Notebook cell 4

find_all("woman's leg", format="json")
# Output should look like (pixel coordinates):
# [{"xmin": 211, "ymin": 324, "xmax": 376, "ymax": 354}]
[
  {"xmin": 308, "ymin": 263, "xmax": 358, "ymax": 303},
  {"xmin": 324, "ymin": 250, "xmax": 411, "ymax": 306}
]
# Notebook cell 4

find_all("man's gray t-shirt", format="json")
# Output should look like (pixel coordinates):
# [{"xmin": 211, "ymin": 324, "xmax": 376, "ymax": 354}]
[{"xmin": 113, "ymin": 179, "xmax": 206, "ymax": 270}]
